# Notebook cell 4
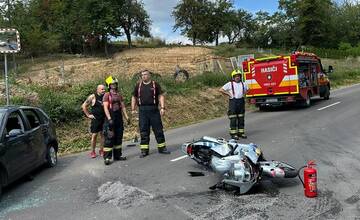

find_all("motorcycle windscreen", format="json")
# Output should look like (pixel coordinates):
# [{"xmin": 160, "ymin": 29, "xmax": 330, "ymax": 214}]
[
  {"xmin": 200, "ymin": 136, "xmax": 232, "ymax": 156},
  {"xmin": 234, "ymin": 143, "xmax": 260, "ymax": 164},
  {"xmin": 211, "ymin": 143, "xmax": 232, "ymax": 156}
]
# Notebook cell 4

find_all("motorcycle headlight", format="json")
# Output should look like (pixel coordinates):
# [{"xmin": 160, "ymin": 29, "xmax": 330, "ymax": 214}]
[{"xmin": 255, "ymin": 148, "xmax": 262, "ymax": 156}]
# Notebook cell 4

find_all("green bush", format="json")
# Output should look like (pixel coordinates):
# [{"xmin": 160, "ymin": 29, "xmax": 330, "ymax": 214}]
[
  {"xmin": 338, "ymin": 42, "xmax": 352, "ymax": 50},
  {"xmin": 308, "ymin": 47, "xmax": 360, "ymax": 59},
  {"xmin": 134, "ymin": 37, "xmax": 166, "ymax": 48}
]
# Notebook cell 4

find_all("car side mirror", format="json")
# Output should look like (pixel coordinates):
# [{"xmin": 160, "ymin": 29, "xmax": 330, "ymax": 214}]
[
  {"xmin": 328, "ymin": 65, "xmax": 333, "ymax": 74},
  {"xmin": 6, "ymin": 129, "xmax": 23, "ymax": 138}
]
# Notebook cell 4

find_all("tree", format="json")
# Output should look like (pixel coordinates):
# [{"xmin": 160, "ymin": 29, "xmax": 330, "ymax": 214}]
[
  {"xmin": 334, "ymin": 1, "xmax": 360, "ymax": 46},
  {"xmin": 222, "ymin": 9, "xmax": 253, "ymax": 44},
  {"xmin": 173, "ymin": 0, "xmax": 212, "ymax": 45},
  {"xmin": 209, "ymin": 0, "xmax": 233, "ymax": 46},
  {"xmin": 112, "ymin": 0, "xmax": 151, "ymax": 48},
  {"xmin": 278, "ymin": 0, "xmax": 337, "ymax": 48},
  {"xmin": 252, "ymin": 11, "xmax": 273, "ymax": 48}
]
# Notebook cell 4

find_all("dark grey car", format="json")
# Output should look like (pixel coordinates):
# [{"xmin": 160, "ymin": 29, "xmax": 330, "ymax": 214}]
[{"xmin": 0, "ymin": 106, "xmax": 59, "ymax": 197}]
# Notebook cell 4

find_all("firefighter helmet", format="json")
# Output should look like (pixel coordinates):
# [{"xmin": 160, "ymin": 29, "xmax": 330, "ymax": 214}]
[
  {"xmin": 105, "ymin": 76, "xmax": 118, "ymax": 88},
  {"xmin": 231, "ymin": 69, "xmax": 243, "ymax": 78}
]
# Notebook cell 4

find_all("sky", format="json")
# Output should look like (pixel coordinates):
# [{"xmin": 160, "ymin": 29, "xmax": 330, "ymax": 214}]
[{"xmin": 141, "ymin": 0, "xmax": 279, "ymax": 44}]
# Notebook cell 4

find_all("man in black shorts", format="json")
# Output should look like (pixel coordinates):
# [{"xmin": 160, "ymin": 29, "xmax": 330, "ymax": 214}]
[{"xmin": 82, "ymin": 84, "xmax": 106, "ymax": 158}]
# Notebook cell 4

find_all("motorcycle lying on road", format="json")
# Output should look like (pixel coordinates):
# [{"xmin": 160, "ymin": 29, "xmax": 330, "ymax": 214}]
[{"xmin": 182, "ymin": 136, "xmax": 299, "ymax": 194}]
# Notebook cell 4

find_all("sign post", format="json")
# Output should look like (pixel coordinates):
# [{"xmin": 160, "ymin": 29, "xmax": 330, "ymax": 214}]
[{"xmin": 0, "ymin": 29, "xmax": 21, "ymax": 105}]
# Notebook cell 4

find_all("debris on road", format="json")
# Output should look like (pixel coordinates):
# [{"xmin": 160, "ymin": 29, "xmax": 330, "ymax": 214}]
[{"xmin": 97, "ymin": 181, "xmax": 154, "ymax": 208}]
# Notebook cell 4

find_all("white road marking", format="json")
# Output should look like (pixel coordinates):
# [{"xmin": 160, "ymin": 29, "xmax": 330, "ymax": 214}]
[
  {"xmin": 317, "ymin": 102, "xmax": 341, "ymax": 111},
  {"xmin": 170, "ymin": 155, "xmax": 188, "ymax": 162}
]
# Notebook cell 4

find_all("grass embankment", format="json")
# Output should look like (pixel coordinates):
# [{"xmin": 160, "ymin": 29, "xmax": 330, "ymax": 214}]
[
  {"xmin": 2, "ymin": 46, "xmax": 360, "ymax": 155},
  {"xmin": 1, "ymin": 72, "xmax": 229, "ymax": 155}
]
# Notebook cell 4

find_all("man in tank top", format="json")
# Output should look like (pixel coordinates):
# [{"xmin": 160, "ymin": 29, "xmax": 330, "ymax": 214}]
[{"xmin": 82, "ymin": 84, "xmax": 106, "ymax": 158}]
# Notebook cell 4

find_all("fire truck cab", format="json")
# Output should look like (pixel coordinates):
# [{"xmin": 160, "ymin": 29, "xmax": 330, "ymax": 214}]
[{"xmin": 242, "ymin": 52, "xmax": 331, "ymax": 109}]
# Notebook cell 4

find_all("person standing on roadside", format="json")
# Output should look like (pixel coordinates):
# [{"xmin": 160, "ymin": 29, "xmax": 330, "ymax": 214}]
[
  {"xmin": 131, "ymin": 70, "xmax": 170, "ymax": 158},
  {"xmin": 103, "ymin": 76, "xmax": 129, "ymax": 165},
  {"xmin": 219, "ymin": 69, "xmax": 248, "ymax": 139},
  {"xmin": 82, "ymin": 84, "xmax": 106, "ymax": 158}
]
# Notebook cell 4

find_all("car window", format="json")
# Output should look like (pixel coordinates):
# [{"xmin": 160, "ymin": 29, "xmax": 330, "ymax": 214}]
[
  {"xmin": 36, "ymin": 109, "xmax": 49, "ymax": 124},
  {"xmin": 5, "ymin": 111, "xmax": 25, "ymax": 135},
  {"xmin": 23, "ymin": 109, "xmax": 41, "ymax": 129}
]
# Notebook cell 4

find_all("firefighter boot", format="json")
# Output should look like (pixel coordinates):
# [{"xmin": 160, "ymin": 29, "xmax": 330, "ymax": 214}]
[
  {"xmin": 158, "ymin": 147, "xmax": 171, "ymax": 154},
  {"xmin": 231, "ymin": 135, "xmax": 239, "ymax": 140},
  {"xmin": 104, "ymin": 158, "xmax": 111, "ymax": 165},
  {"xmin": 239, "ymin": 133, "xmax": 247, "ymax": 139},
  {"xmin": 113, "ymin": 148, "xmax": 127, "ymax": 161},
  {"xmin": 140, "ymin": 149, "xmax": 149, "ymax": 158}
]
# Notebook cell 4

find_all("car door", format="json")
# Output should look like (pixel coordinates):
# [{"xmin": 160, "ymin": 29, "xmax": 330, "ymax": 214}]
[
  {"xmin": 21, "ymin": 108, "xmax": 46, "ymax": 166},
  {"xmin": 2, "ymin": 111, "xmax": 31, "ymax": 180}
]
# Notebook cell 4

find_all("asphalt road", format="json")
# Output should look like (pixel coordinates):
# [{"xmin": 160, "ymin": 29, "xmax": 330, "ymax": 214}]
[{"xmin": 1, "ymin": 84, "xmax": 360, "ymax": 220}]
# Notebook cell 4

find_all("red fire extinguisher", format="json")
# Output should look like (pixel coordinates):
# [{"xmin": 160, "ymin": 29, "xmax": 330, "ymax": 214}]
[{"xmin": 299, "ymin": 160, "xmax": 317, "ymax": 198}]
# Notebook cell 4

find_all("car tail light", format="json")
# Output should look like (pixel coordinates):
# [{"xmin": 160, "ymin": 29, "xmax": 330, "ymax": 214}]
[{"xmin": 187, "ymin": 144, "xmax": 193, "ymax": 155}]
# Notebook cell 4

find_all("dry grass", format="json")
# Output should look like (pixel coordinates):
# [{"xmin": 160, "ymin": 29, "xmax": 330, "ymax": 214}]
[{"xmin": 15, "ymin": 47, "xmax": 214, "ymax": 87}]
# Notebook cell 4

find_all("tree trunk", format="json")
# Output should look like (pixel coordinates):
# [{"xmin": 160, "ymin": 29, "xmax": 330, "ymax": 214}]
[
  {"xmin": 227, "ymin": 35, "xmax": 232, "ymax": 44},
  {"xmin": 125, "ymin": 29, "xmax": 132, "ymax": 48},
  {"xmin": 104, "ymin": 39, "xmax": 108, "ymax": 57},
  {"xmin": 215, "ymin": 33, "xmax": 219, "ymax": 46}
]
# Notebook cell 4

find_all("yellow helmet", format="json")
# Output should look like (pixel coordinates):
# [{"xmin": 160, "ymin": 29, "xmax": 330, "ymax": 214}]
[
  {"xmin": 231, "ymin": 69, "xmax": 243, "ymax": 78},
  {"xmin": 105, "ymin": 76, "xmax": 118, "ymax": 88}
]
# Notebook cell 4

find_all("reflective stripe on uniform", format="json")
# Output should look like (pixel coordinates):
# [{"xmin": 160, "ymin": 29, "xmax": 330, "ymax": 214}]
[
  {"xmin": 228, "ymin": 115, "xmax": 237, "ymax": 119},
  {"xmin": 229, "ymin": 129, "xmax": 237, "ymax": 134},
  {"xmin": 140, "ymin": 144, "xmax": 149, "ymax": 149},
  {"xmin": 237, "ymin": 114, "xmax": 244, "ymax": 117},
  {"xmin": 238, "ymin": 129, "xmax": 245, "ymax": 133},
  {"xmin": 157, "ymin": 142, "xmax": 166, "ymax": 148},
  {"xmin": 104, "ymin": 147, "xmax": 112, "ymax": 152},
  {"xmin": 114, "ymin": 145, "xmax": 122, "ymax": 149}
]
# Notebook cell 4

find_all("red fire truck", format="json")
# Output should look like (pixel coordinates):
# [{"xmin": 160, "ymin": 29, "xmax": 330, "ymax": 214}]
[{"xmin": 242, "ymin": 52, "xmax": 332, "ymax": 110}]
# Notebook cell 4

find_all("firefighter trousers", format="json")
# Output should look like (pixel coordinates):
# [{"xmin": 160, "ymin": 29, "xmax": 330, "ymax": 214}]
[
  {"xmin": 103, "ymin": 110, "xmax": 124, "ymax": 160},
  {"xmin": 228, "ymin": 98, "xmax": 245, "ymax": 137},
  {"xmin": 138, "ymin": 105, "xmax": 166, "ymax": 152}
]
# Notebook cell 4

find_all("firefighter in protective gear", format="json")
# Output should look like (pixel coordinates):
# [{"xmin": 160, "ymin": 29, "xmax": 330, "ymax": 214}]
[
  {"xmin": 131, "ymin": 70, "xmax": 170, "ymax": 158},
  {"xmin": 219, "ymin": 69, "xmax": 248, "ymax": 139},
  {"xmin": 103, "ymin": 76, "xmax": 130, "ymax": 165}
]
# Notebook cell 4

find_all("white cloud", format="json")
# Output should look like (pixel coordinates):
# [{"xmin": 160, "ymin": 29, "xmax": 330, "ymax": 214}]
[{"xmin": 142, "ymin": 0, "xmax": 178, "ymax": 26}]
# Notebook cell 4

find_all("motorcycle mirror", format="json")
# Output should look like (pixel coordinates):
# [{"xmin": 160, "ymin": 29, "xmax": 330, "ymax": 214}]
[{"xmin": 188, "ymin": 171, "xmax": 205, "ymax": 177}]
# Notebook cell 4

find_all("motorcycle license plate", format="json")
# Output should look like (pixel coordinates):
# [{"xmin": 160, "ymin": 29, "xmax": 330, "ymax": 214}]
[{"xmin": 266, "ymin": 98, "xmax": 277, "ymax": 103}]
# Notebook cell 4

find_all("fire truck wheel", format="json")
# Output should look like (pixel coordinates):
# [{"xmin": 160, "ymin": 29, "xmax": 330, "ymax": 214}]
[{"xmin": 324, "ymin": 86, "xmax": 330, "ymax": 100}]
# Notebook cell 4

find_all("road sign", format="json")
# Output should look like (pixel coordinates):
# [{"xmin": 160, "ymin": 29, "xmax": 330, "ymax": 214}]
[
  {"xmin": 1, "ymin": 29, "xmax": 21, "ymax": 105},
  {"xmin": 0, "ymin": 29, "xmax": 20, "ymax": 54},
  {"xmin": 230, "ymin": 54, "xmax": 254, "ymax": 70}
]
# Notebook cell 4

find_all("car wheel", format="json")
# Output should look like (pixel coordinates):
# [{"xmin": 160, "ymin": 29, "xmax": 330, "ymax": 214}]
[
  {"xmin": 46, "ymin": 145, "xmax": 57, "ymax": 167},
  {"xmin": 0, "ymin": 170, "xmax": 4, "ymax": 200}
]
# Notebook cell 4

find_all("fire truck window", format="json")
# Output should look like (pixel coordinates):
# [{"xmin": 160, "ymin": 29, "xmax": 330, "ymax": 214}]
[
  {"xmin": 298, "ymin": 63, "xmax": 310, "ymax": 88},
  {"xmin": 311, "ymin": 63, "xmax": 318, "ymax": 86}
]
